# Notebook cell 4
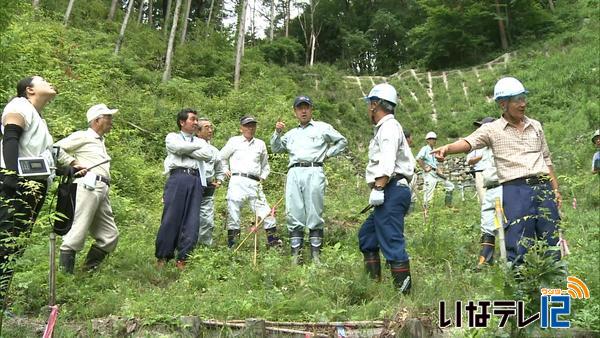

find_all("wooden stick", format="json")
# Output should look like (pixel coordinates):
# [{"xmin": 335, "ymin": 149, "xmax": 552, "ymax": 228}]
[
  {"xmin": 221, "ymin": 320, "xmax": 385, "ymax": 327},
  {"xmin": 233, "ymin": 195, "xmax": 285, "ymax": 253},
  {"xmin": 197, "ymin": 320, "xmax": 329, "ymax": 337}
]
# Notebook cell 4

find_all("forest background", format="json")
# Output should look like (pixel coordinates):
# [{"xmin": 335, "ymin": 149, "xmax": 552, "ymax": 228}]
[{"xmin": 0, "ymin": 0, "xmax": 598, "ymax": 336}]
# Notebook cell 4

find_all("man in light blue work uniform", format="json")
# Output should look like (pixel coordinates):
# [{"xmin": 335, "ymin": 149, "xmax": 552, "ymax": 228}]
[
  {"xmin": 196, "ymin": 118, "xmax": 225, "ymax": 246},
  {"xmin": 416, "ymin": 132, "xmax": 454, "ymax": 213},
  {"xmin": 271, "ymin": 96, "xmax": 347, "ymax": 264},
  {"xmin": 469, "ymin": 117, "xmax": 503, "ymax": 268},
  {"xmin": 359, "ymin": 83, "xmax": 414, "ymax": 294}
]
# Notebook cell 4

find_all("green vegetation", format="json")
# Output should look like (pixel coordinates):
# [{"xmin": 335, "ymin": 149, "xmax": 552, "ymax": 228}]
[{"xmin": 0, "ymin": 0, "xmax": 598, "ymax": 336}]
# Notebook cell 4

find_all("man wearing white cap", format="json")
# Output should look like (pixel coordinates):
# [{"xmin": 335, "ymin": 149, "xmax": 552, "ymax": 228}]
[
  {"xmin": 55, "ymin": 103, "xmax": 119, "ymax": 273},
  {"xmin": 416, "ymin": 131, "xmax": 454, "ymax": 212}
]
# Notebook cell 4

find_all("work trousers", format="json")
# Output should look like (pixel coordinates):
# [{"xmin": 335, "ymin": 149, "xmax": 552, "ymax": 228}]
[
  {"xmin": 358, "ymin": 178, "xmax": 411, "ymax": 263},
  {"xmin": 502, "ymin": 181, "xmax": 560, "ymax": 265},
  {"xmin": 480, "ymin": 185, "xmax": 502, "ymax": 236},
  {"xmin": 198, "ymin": 188, "xmax": 215, "ymax": 246},
  {"xmin": 422, "ymin": 171, "xmax": 454, "ymax": 208},
  {"xmin": 285, "ymin": 167, "xmax": 326, "ymax": 231},
  {"xmin": 226, "ymin": 176, "xmax": 275, "ymax": 230},
  {"xmin": 155, "ymin": 172, "xmax": 203, "ymax": 261},
  {"xmin": 60, "ymin": 181, "xmax": 118, "ymax": 253},
  {"xmin": 0, "ymin": 179, "xmax": 47, "ymax": 305}
]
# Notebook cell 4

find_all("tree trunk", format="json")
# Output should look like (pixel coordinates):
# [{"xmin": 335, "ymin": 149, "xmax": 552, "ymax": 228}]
[
  {"xmin": 180, "ymin": 0, "xmax": 192, "ymax": 45},
  {"xmin": 547, "ymin": 0, "xmax": 555, "ymax": 11},
  {"xmin": 495, "ymin": 0, "xmax": 508, "ymax": 50},
  {"xmin": 206, "ymin": 0, "xmax": 215, "ymax": 30},
  {"xmin": 108, "ymin": 0, "xmax": 118, "ymax": 21},
  {"xmin": 148, "ymin": 0, "xmax": 153, "ymax": 26},
  {"xmin": 234, "ymin": 0, "xmax": 248, "ymax": 90},
  {"xmin": 114, "ymin": 0, "xmax": 136, "ymax": 54},
  {"xmin": 284, "ymin": 0, "xmax": 290, "ymax": 37},
  {"xmin": 138, "ymin": 0, "xmax": 145, "ymax": 23},
  {"xmin": 164, "ymin": 0, "xmax": 172, "ymax": 36},
  {"xmin": 64, "ymin": 0, "xmax": 76, "ymax": 26},
  {"xmin": 250, "ymin": 0, "xmax": 256, "ymax": 43},
  {"xmin": 32, "ymin": 0, "xmax": 40, "ymax": 9},
  {"xmin": 163, "ymin": 0, "xmax": 182, "ymax": 82},
  {"xmin": 309, "ymin": 32, "xmax": 316, "ymax": 67},
  {"xmin": 269, "ymin": 0, "xmax": 274, "ymax": 41}
]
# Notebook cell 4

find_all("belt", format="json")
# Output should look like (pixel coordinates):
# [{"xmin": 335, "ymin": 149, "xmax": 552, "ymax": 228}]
[
  {"xmin": 390, "ymin": 173, "xmax": 408, "ymax": 182},
  {"xmin": 232, "ymin": 173, "xmax": 260, "ymax": 181},
  {"xmin": 96, "ymin": 175, "xmax": 110, "ymax": 186},
  {"xmin": 289, "ymin": 162, "xmax": 323, "ymax": 168},
  {"xmin": 503, "ymin": 175, "xmax": 550, "ymax": 186},
  {"xmin": 485, "ymin": 183, "xmax": 500, "ymax": 189},
  {"xmin": 170, "ymin": 167, "xmax": 199, "ymax": 176}
]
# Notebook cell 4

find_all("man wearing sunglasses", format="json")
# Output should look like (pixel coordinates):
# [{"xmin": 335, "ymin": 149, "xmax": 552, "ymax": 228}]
[{"xmin": 431, "ymin": 77, "xmax": 561, "ymax": 268}]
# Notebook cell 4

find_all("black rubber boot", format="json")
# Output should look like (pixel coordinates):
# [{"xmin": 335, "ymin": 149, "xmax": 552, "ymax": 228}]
[
  {"xmin": 265, "ymin": 227, "xmax": 282, "ymax": 248},
  {"xmin": 290, "ymin": 229, "xmax": 304, "ymax": 265},
  {"xmin": 308, "ymin": 229, "xmax": 323, "ymax": 264},
  {"xmin": 477, "ymin": 234, "xmax": 495, "ymax": 267},
  {"xmin": 444, "ymin": 191, "xmax": 453, "ymax": 207},
  {"xmin": 227, "ymin": 229, "xmax": 240, "ymax": 248},
  {"xmin": 83, "ymin": 245, "xmax": 108, "ymax": 271},
  {"xmin": 59, "ymin": 250, "xmax": 76, "ymax": 274},
  {"xmin": 390, "ymin": 261, "xmax": 412, "ymax": 295},
  {"xmin": 363, "ymin": 251, "xmax": 381, "ymax": 281}
]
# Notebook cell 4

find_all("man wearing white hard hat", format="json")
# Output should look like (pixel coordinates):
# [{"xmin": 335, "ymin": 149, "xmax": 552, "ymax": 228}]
[
  {"xmin": 416, "ymin": 131, "xmax": 455, "ymax": 212},
  {"xmin": 431, "ymin": 76, "xmax": 562, "ymax": 267},
  {"xmin": 55, "ymin": 103, "xmax": 119, "ymax": 273},
  {"xmin": 271, "ymin": 95, "xmax": 347, "ymax": 264},
  {"xmin": 358, "ymin": 83, "xmax": 415, "ymax": 294}
]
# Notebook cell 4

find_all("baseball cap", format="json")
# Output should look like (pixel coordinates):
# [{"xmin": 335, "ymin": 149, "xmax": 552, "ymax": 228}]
[
  {"xmin": 240, "ymin": 116, "xmax": 258, "ymax": 125},
  {"xmin": 473, "ymin": 117, "xmax": 496, "ymax": 127},
  {"xmin": 86, "ymin": 104, "xmax": 118, "ymax": 122},
  {"xmin": 293, "ymin": 95, "xmax": 313, "ymax": 107}
]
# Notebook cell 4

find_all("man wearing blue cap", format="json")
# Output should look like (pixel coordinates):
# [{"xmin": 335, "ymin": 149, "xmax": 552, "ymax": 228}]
[
  {"xmin": 359, "ymin": 83, "xmax": 414, "ymax": 294},
  {"xmin": 271, "ymin": 96, "xmax": 347, "ymax": 264}
]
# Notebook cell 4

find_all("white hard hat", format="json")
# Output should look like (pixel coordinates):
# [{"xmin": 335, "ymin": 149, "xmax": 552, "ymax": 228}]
[
  {"xmin": 365, "ymin": 83, "xmax": 397, "ymax": 106},
  {"xmin": 425, "ymin": 131, "xmax": 437, "ymax": 140},
  {"xmin": 493, "ymin": 77, "xmax": 528, "ymax": 101}
]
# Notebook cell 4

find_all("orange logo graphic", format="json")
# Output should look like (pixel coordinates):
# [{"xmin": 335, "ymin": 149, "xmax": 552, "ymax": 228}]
[{"xmin": 565, "ymin": 276, "xmax": 590, "ymax": 299}]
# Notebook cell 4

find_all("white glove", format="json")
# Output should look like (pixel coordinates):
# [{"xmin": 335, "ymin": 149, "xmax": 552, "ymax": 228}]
[{"xmin": 369, "ymin": 189, "xmax": 385, "ymax": 206}]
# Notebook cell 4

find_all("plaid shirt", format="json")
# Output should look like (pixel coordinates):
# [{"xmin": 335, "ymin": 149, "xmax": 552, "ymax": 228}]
[{"xmin": 463, "ymin": 115, "xmax": 552, "ymax": 183}]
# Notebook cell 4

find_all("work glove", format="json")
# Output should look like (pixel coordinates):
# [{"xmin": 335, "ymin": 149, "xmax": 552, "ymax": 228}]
[{"xmin": 369, "ymin": 189, "xmax": 385, "ymax": 206}]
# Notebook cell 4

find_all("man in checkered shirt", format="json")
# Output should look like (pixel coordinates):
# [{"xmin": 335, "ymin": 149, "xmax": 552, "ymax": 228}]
[{"xmin": 431, "ymin": 77, "xmax": 561, "ymax": 267}]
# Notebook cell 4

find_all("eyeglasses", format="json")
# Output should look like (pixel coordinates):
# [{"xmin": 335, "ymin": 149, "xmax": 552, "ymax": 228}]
[{"xmin": 509, "ymin": 94, "xmax": 527, "ymax": 103}]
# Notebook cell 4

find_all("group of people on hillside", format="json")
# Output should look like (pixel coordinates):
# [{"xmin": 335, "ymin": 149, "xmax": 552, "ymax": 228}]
[
  {"xmin": 0, "ymin": 74, "xmax": 594, "ymax": 310},
  {"xmin": 155, "ymin": 96, "xmax": 348, "ymax": 269}
]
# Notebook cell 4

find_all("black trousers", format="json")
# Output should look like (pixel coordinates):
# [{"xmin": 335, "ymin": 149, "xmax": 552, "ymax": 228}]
[
  {"xmin": 0, "ymin": 178, "xmax": 47, "ymax": 308},
  {"xmin": 155, "ymin": 172, "xmax": 203, "ymax": 261}
]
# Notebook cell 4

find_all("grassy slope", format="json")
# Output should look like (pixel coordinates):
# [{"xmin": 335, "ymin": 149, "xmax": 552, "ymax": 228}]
[{"xmin": 1, "ymin": 1, "xmax": 598, "ymax": 336}]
